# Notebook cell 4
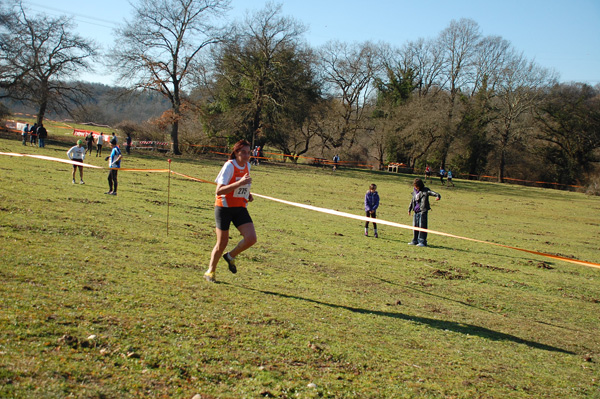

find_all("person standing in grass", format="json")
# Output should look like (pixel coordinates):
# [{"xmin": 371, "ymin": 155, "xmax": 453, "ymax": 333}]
[
  {"xmin": 29, "ymin": 123, "xmax": 38, "ymax": 146},
  {"xmin": 205, "ymin": 139, "xmax": 257, "ymax": 283},
  {"xmin": 86, "ymin": 132, "xmax": 94, "ymax": 156},
  {"xmin": 67, "ymin": 139, "xmax": 86, "ymax": 184},
  {"xmin": 125, "ymin": 133, "xmax": 132, "ymax": 155},
  {"xmin": 21, "ymin": 124, "xmax": 29, "ymax": 145},
  {"xmin": 105, "ymin": 138, "xmax": 122, "ymax": 195},
  {"xmin": 37, "ymin": 124, "xmax": 47, "ymax": 148},
  {"xmin": 364, "ymin": 183, "xmax": 380, "ymax": 238},
  {"xmin": 96, "ymin": 133, "xmax": 104, "ymax": 157},
  {"xmin": 408, "ymin": 178, "xmax": 441, "ymax": 247}
]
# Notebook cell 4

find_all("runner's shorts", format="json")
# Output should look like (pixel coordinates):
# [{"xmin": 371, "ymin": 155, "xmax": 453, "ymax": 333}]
[{"xmin": 215, "ymin": 206, "xmax": 253, "ymax": 231}]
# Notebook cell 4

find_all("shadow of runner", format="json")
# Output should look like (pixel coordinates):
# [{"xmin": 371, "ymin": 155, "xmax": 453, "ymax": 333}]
[{"xmin": 226, "ymin": 283, "xmax": 574, "ymax": 355}]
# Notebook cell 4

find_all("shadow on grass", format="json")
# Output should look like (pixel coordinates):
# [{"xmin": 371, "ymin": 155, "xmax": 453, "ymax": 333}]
[{"xmin": 228, "ymin": 282, "xmax": 574, "ymax": 355}]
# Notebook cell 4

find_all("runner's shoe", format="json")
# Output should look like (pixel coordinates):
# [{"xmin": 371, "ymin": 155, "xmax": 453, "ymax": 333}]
[
  {"xmin": 204, "ymin": 272, "xmax": 216, "ymax": 283},
  {"xmin": 223, "ymin": 252, "xmax": 237, "ymax": 274},
  {"xmin": 374, "ymin": 233, "xmax": 378, "ymax": 238}
]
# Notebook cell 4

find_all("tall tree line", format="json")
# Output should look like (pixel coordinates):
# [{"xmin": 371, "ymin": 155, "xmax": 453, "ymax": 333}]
[{"xmin": 0, "ymin": 0, "xmax": 598, "ymax": 187}]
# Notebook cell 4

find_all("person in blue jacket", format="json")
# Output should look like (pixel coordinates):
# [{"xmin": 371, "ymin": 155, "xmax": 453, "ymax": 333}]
[
  {"xmin": 105, "ymin": 138, "xmax": 122, "ymax": 195},
  {"xmin": 364, "ymin": 183, "xmax": 380, "ymax": 238}
]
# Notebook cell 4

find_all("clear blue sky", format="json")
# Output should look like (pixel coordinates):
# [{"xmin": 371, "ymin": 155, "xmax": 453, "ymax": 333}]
[{"xmin": 22, "ymin": 0, "xmax": 600, "ymax": 85}]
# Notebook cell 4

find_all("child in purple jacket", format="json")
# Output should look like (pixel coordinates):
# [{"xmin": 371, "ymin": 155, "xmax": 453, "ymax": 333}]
[{"xmin": 364, "ymin": 183, "xmax": 380, "ymax": 238}]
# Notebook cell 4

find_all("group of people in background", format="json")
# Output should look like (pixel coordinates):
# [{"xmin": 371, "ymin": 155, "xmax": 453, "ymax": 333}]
[
  {"xmin": 21, "ymin": 123, "xmax": 48, "ymax": 148},
  {"xmin": 66, "ymin": 132, "xmax": 124, "ymax": 195},
  {"xmin": 425, "ymin": 164, "xmax": 454, "ymax": 187},
  {"xmin": 250, "ymin": 145, "xmax": 261, "ymax": 165},
  {"xmin": 19, "ymin": 123, "xmax": 134, "ymax": 196}
]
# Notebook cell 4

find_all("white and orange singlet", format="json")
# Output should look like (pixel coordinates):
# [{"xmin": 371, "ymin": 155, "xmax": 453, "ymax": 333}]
[{"xmin": 215, "ymin": 160, "xmax": 251, "ymax": 208}]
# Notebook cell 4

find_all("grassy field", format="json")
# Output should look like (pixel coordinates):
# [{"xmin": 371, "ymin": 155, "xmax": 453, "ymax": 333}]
[{"xmin": 1, "ymin": 134, "xmax": 599, "ymax": 398}]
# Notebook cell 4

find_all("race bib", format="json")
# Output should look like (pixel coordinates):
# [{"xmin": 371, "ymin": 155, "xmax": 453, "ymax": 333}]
[{"xmin": 233, "ymin": 177, "xmax": 250, "ymax": 199}]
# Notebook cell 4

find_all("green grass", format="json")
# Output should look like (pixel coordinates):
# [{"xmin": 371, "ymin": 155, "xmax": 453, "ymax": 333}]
[{"xmin": 1, "ymin": 136, "xmax": 599, "ymax": 398}]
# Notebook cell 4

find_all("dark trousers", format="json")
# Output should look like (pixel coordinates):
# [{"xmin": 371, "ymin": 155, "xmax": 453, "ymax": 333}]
[
  {"xmin": 108, "ymin": 170, "xmax": 118, "ymax": 192},
  {"xmin": 412, "ymin": 211, "xmax": 428, "ymax": 245},
  {"xmin": 365, "ymin": 211, "xmax": 377, "ymax": 228}
]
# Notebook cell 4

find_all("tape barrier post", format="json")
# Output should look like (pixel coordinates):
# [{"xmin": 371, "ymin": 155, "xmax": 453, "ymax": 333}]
[{"xmin": 167, "ymin": 159, "xmax": 172, "ymax": 237}]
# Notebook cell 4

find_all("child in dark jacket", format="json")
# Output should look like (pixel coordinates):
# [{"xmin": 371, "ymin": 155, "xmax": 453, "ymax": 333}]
[
  {"xmin": 408, "ymin": 178, "xmax": 441, "ymax": 247},
  {"xmin": 364, "ymin": 183, "xmax": 380, "ymax": 238}
]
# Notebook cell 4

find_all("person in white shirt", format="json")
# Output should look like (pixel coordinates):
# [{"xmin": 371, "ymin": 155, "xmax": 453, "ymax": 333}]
[
  {"xmin": 67, "ymin": 139, "xmax": 86, "ymax": 184},
  {"xmin": 96, "ymin": 133, "xmax": 105, "ymax": 157}
]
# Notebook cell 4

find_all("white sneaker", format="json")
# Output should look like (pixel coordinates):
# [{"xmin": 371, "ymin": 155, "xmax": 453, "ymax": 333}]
[
  {"xmin": 80, "ymin": 180, "xmax": 85, "ymax": 184},
  {"xmin": 72, "ymin": 179, "xmax": 75, "ymax": 184}
]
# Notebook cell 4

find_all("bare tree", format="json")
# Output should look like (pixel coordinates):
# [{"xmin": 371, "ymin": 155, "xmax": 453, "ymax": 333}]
[
  {"xmin": 0, "ymin": 0, "xmax": 98, "ymax": 123},
  {"xmin": 491, "ymin": 51, "xmax": 557, "ymax": 182},
  {"xmin": 317, "ymin": 40, "xmax": 384, "ymax": 149},
  {"xmin": 471, "ymin": 35, "xmax": 512, "ymax": 96},
  {"xmin": 400, "ymin": 38, "xmax": 445, "ymax": 98},
  {"xmin": 111, "ymin": 0, "xmax": 229, "ymax": 154}
]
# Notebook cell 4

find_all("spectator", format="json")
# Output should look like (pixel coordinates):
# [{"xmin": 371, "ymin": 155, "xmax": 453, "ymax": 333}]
[
  {"xmin": 29, "ymin": 123, "xmax": 38, "ymax": 146},
  {"xmin": 37, "ymin": 124, "xmax": 47, "ymax": 148},
  {"xmin": 85, "ymin": 133, "xmax": 94, "ymax": 156},
  {"xmin": 96, "ymin": 133, "xmax": 105, "ymax": 157},
  {"xmin": 105, "ymin": 138, "xmax": 122, "ymax": 195},
  {"xmin": 364, "ymin": 183, "xmax": 380, "ymax": 238},
  {"xmin": 125, "ymin": 133, "xmax": 132, "ymax": 155},
  {"xmin": 408, "ymin": 178, "xmax": 441, "ymax": 247},
  {"xmin": 21, "ymin": 124, "xmax": 29, "ymax": 146},
  {"xmin": 67, "ymin": 139, "xmax": 86, "ymax": 184}
]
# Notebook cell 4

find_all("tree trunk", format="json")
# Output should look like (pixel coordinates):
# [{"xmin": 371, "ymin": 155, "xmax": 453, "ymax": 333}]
[
  {"xmin": 171, "ymin": 120, "xmax": 181, "ymax": 155},
  {"xmin": 498, "ymin": 147, "xmax": 506, "ymax": 183},
  {"xmin": 36, "ymin": 98, "xmax": 48, "ymax": 125}
]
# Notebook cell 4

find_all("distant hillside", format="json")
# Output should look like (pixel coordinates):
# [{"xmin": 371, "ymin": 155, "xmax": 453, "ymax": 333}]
[{"xmin": 0, "ymin": 81, "xmax": 171, "ymax": 125}]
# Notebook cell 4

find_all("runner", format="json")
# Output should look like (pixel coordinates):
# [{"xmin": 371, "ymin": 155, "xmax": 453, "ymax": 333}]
[{"xmin": 205, "ymin": 140, "xmax": 257, "ymax": 283}]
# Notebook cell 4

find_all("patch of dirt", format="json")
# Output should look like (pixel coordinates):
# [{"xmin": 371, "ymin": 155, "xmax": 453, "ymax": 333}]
[
  {"xmin": 430, "ymin": 268, "xmax": 468, "ymax": 280},
  {"xmin": 471, "ymin": 262, "xmax": 518, "ymax": 273}
]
